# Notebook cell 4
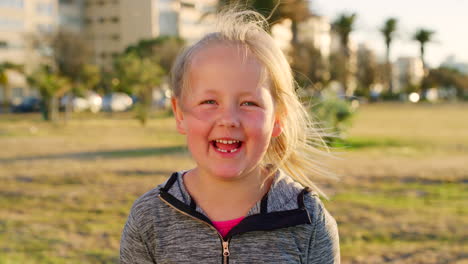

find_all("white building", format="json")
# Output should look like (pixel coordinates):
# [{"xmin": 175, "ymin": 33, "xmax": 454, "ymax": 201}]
[
  {"xmin": 393, "ymin": 56, "xmax": 424, "ymax": 93},
  {"xmin": 0, "ymin": 0, "xmax": 59, "ymax": 104},
  {"xmin": 58, "ymin": 0, "xmax": 85, "ymax": 32},
  {"xmin": 83, "ymin": 0, "xmax": 217, "ymax": 68},
  {"xmin": 271, "ymin": 15, "xmax": 332, "ymax": 61}
]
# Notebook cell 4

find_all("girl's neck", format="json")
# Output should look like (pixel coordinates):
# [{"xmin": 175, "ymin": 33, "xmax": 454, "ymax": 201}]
[{"xmin": 183, "ymin": 167, "xmax": 273, "ymax": 221}]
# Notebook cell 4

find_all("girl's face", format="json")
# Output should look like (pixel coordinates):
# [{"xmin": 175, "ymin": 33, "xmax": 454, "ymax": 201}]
[{"xmin": 172, "ymin": 43, "xmax": 282, "ymax": 181}]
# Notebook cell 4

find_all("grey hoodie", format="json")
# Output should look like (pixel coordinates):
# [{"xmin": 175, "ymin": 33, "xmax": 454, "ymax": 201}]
[{"xmin": 120, "ymin": 171, "xmax": 340, "ymax": 263}]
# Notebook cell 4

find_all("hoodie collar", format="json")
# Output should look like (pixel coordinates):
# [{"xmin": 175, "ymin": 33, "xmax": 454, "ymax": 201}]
[
  {"xmin": 159, "ymin": 170, "xmax": 312, "ymax": 239},
  {"xmin": 164, "ymin": 170, "xmax": 307, "ymax": 216}
]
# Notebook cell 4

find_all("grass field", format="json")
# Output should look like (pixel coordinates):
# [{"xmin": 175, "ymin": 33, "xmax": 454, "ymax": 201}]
[{"xmin": 0, "ymin": 103, "xmax": 467, "ymax": 263}]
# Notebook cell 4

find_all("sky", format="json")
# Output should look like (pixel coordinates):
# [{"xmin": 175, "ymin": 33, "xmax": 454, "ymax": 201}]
[{"xmin": 313, "ymin": 0, "xmax": 468, "ymax": 67}]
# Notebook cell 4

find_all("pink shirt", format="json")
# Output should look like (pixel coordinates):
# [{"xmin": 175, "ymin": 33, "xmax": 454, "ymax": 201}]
[{"xmin": 212, "ymin": 216, "xmax": 245, "ymax": 237}]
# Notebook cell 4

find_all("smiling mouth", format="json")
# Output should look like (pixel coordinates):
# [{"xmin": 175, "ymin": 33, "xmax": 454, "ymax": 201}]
[{"xmin": 211, "ymin": 139, "xmax": 243, "ymax": 153}]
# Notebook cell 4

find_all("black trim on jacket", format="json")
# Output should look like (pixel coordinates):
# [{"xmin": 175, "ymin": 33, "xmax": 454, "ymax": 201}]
[{"xmin": 159, "ymin": 172, "xmax": 312, "ymax": 239}]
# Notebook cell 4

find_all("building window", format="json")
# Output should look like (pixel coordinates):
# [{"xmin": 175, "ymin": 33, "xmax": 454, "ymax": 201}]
[
  {"xmin": 181, "ymin": 2, "xmax": 195, "ymax": 9},
  {"xmin": 37, "ymin": 24, "xmax": 54, "ymax": 33},
  {"xmin": 110, "ymin": 16, "xmax": 119, "ymax": 23},
  {"xmin": 0, "ymin": 18, "xmax": 24, "ymax": 31},
  {"xmin": 100, "ymin": 52, "xmax": 107, "ymax": 59},
  {"xmin": 36, "ymin": 2, "xmax": 54, "ymax": 16},
  {"xmin": 110, "ymin": 34, "xmax": 120, "ymax": 41},
  {"xmin": 97, "ymin": 0, "xmax": 105, "ymax": 6},
  {"xmin": 0, "ymin": 0, "xmax": 24, "ymax": 8},
  {"xmin": 85, "ymin": 17, "xmax": 92, "ymax": 24},
  {"xmin": 98, "ymin": 17, "xmax": 106, "ymax": 23},
  {"xmin": 12, "ymin": 87, "xmax": 24, "ymax": 99},
  {"xmin": 0, "ymin": 41, "xmax": 7, "ymax": 48}
]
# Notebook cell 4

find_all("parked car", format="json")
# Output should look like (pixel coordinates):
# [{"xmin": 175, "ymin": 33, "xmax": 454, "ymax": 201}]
[
  {"xmin": 11, "ymin": 96, "xmax": 42, "ymax": 113},
  {"xmin": 101, "ymin": 92, "xmax": 133, "ymax": 112},
  {"xmin": 60, "ymin": 92, "xmax": 103, "ymax": 113}
]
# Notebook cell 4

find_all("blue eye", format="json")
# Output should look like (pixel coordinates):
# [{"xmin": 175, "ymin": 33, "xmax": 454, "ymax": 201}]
[
  {"xmin": 201, "ymin": 100, "xmax": 216, "ymax": 105},
  {"xmin": 241, "ymin": 101, "xmax": 258, "ymax": 106}
]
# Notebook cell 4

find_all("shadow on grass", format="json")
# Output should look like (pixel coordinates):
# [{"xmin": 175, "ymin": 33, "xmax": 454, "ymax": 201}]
[
  {"xmin": 115, "ymin": 169, "xmax": 175, "ymax": 177},
  {"xmin": 0, "ymin": 145, "xmax": 187, "ymax": 163},
  {"xmin": 331, "ymin": 137, "xmax": 409, "ymax": 150}
]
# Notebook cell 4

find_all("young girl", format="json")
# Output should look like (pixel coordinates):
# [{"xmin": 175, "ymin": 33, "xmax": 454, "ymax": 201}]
[{"xmin": 120, "ymin": 9, "xmax": 340, "ymax": 264}]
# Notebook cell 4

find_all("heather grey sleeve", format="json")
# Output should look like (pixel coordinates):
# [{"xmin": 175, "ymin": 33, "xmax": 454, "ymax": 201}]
[
  {"xmin": 120, "ymin": 205, "xmax": 156, "ymax": 264},
  {"xmin": 307, "ymin": 196, "xmax": 341, "ymax": 264}
]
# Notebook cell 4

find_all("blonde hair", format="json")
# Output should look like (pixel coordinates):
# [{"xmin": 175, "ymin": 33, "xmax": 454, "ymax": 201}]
[{"xmin": 171, "ymin": 8, "xmax": 336, "ymax": 198}]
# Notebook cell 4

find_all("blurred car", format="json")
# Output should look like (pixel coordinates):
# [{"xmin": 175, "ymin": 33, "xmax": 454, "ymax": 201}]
[
  {"xmin": 11, "ymin": 96, "xmax": 42, "ymax": 113},
  {"xmin": 60, "ymin": 92, "xmax": 103, "ymax": 113},
  {"xmin": 101, "ymin": 92, "xmax": 133, "ymax": 112}
]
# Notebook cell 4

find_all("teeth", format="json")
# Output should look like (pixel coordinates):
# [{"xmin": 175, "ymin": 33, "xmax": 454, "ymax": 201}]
[
  {"xmin": 216, "ymin": 148, "xmax": 238, "ymax": 153},
  {"xmin": 215, "ymin": 139, "xmax": 239, "ymax": 144}
]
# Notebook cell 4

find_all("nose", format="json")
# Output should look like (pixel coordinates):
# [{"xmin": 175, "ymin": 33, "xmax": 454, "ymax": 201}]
[{"xmin": 217, "ymin": 106, "xmax": 240, "ymax": 128}]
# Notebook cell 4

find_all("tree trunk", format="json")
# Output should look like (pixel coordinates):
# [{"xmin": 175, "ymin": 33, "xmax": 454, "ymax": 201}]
[
  {"xmin": 1, "ymin": 84, "xmax": 11, "ymax": 113},
  {"xmin": 49, "ymin": 96, "xmax": 58, "ymax": 122},
  {"xmin": 291, "ymin": 19, "xmax": 298, "ymax": 46},
  {"xmin": 64, "ymin": 92, "xmax": 73, "ymax": 124},
  {"xmin": 343, "ymin": 48, "xmax": 350, "ymax": 96},
  {"xmin": 386, "ymin": 47, "xmax": 393, "ymax": 94}
]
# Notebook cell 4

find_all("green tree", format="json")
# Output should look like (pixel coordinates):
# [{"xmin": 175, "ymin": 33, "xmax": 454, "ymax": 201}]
[
  {"xmin": 113, "ymin": 53, "xmax": 164, "ymax": 125},
  {"xmin": 0, "ymin": 62, "xmax": 23, "ymax": 112},
  {"xmin": 380, "ymin": 18, "xmax": 398, "ymax": 94},
  {"xmin": 332, "ymin": 13, "xmax": 357, "ymax": 96},
  {"xmin": 356, "ymin": 46, "xmax": 379, "ymax": 99},
  {"xmin": 413, "ymin": 28, "xmax": 435, "ymax": 70},
  {"xmin": 29, "ymin": 29, "xmax": 98, "ymax": 119},
  {"xmin": 310, "ymin": 92, "xmax": 355, "ymax": 145},
  {"xmin": 117, "ymin": 36, "xmax": 185, "ymax": 124},
  {"xmin": 27, "ymin": 66, "xmax": 71, "ymax": 121},
  {"xmin": 218, "ymin": 0, "xmax": 311, "ymax": 46},
  {"xmin": 123, "ymin": 36, "xmax": 185, "ymax": 74},
  {"xmin": 426, "ymin": 66, "xmax": 468, "ymax": 99}
]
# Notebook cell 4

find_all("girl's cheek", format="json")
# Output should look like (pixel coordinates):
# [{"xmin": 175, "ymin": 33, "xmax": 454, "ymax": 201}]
[
  {"xmin": 185, "ymin": 108, "xmax": 218, "ymax": 122},
  {"xmin": 241, "ymin": 111, "xmax": 271, "ymax": 128}
]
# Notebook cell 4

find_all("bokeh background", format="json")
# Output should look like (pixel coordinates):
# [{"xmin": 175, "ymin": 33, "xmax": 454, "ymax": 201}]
[{"xmin": 1, "ymin": 0, "xmax": 467, "ymax": 263}]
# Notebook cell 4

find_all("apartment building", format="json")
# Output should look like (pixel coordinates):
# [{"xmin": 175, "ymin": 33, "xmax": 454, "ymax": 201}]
[
  {"xmin": 0, "ymin": 0, "xmax": 59, "ymax": 103},
  {"xmin": 178, "ymin": 0, "xmax": 217, "ymax": 44},
  {"xmin": 59, "ymin": 0, "xmax": 85, "ymax": 32},
  {"xmin": 83, "ymin": 0, "xmax": 217, "ymax": 68}
]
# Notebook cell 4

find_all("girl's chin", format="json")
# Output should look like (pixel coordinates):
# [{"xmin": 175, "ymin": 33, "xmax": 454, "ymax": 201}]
[
  {"xmin": 205, "ymin": 165, "xmax": 262, "ymax": 182},
  {"xmin": 204, "ymin": 167, "xmax": 247, "ymax": 181}
]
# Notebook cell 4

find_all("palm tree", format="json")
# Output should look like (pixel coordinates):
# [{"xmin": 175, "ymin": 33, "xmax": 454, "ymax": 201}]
[
  {"xmin": 332, "ymin": 13, "xmax": 357, "ymax": 96},
  {"xmin": 413, "ymin": 28, "xmax": 435, "ymax": 70},
  {"xmin": 380, "ymin": 18, "xmax": 397, "ymax": 94},
  {"xmin": 0, "ymin": 62, "xmax": 23, "ymax": 112}
]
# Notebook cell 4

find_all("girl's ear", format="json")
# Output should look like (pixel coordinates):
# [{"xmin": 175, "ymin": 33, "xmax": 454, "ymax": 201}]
[
  {"xmin": 171, "ymin": 97, "xmax": 187, "ymax": 135},
  {"xmin": 271, "ymin": 119, "xmax": 282, "ymax": 138}
]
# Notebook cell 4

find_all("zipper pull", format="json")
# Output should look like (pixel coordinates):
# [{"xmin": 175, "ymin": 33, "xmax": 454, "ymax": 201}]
[
  {"xmin": 222, "ymin": 240, "xmax": 230, "ymax": 257},
  {"xmin": 222, "ymin": 240, "xmax": 230, "ymax": 264}
]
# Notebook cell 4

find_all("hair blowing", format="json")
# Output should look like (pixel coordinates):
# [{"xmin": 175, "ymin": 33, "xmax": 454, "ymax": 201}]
[{"xmin": 170, "ymin": 8, "xmax": 336, "ymax": 198}]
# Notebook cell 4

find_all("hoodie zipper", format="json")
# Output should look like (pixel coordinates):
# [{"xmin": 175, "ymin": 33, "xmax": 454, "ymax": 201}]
[
  {"xmin": 222, "ymin": 240, "xmax": 230, "ymax": 264},
  {"xmin": 159, "ymin": 194, "xmax": 231, "ymax": 264}
]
